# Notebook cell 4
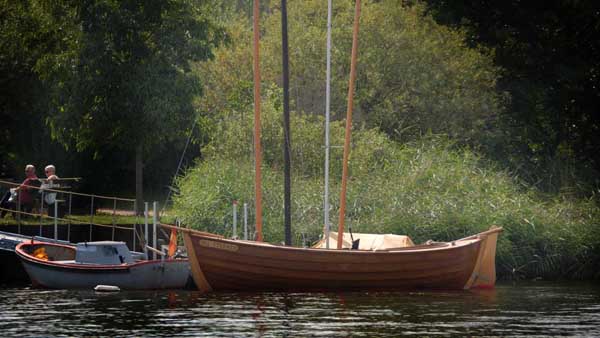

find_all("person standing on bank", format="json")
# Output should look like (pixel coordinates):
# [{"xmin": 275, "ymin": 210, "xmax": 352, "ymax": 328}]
[
  {"xmin": 45, "ymin": 165, "xmax": 59, "ymax": 181},
  {"xmin": 42, "ymin": 164, "xmax": 61, "ymax": 218},
  {"xmin": 0, "ymin": 164, "xmax": 39, "ymax": 218}
]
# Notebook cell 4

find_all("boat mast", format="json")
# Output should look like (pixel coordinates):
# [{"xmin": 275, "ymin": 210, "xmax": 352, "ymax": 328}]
[
  {"xmin": 337, "ymin": 0, "xmax": 361, "ymax": 249},
  {"xmin": 324, "ymin": 0, "xmax": 333, "ymax": 249},
  {"xmin": 253, "ymin": 0, "xmax": 263, "ymax": 242},
  {"xmin": 282, "ymin": 0, "xmax": 292, "ymax": 246}
]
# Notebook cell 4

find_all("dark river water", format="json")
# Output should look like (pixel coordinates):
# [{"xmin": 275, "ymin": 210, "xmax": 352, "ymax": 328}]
[{"xmin": 1, "ymin": 283, "xmax": 599, "ymax": 337}]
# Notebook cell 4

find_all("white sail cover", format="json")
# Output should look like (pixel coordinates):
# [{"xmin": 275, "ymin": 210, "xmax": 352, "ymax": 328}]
[{"xmin": 313, "ymin": 231, "xmax": 414, "ymax": 250}]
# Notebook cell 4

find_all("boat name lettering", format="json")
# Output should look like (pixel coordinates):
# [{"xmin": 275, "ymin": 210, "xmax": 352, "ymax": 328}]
[{"xmin": 198, "ymin": 239, "xmax": 239, "ymax": 252}]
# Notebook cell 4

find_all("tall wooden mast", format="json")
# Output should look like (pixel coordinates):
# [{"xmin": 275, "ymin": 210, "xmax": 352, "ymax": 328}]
[
  {"xmin": 281, "ymin": 0, "xmax": 292, "ymax": 246},
  {"xmin": 337, "ymin": 0, "xmax": 361, "ymax": 249},
  {"xmin": 253, "ymin": 0, "xmax": 263, "ymax": 241},
  {"xmin": 324, "ymin": 0, "xmax": 333, "ymax": 249}
]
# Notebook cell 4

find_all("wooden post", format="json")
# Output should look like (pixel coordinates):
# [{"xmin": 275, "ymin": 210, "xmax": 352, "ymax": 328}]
[
  {"xmin": 132, "ymin": 200, "xmax": 137, "ymax": 251},
  {"xmin": 338, "ymin": 0, "xmax": 361, "ymax": 249},
  {"xmin": 232, "ymin": 200, "xmax": 238, "ymax": 239},
  {"xmin": 16, "ymin": 188, "xmax": 21, "ymax": 226},
  {"xmin": 54, "ymin": 202, "xmax": 58, "ymax": 240},
  {"xmin": 144, "ymin": 202, "xmax": 149, "ymax": 259},
  {"xmin": 244, "ymin": 203, "xmax": 248, "ymax": 240},
  {"xmin": 89, "ymin": 195, "xmax": 94, "ymax": 242},
  {"xmin": 40, "ymin": 190, "xmax": 45, "ymax": 235},
  {"xmin": 152, "ymin": 201, "xmax": 158, "ymax": 260},
  {"xmin": 112, "ymin": 198, "xmax": 116, "ymax": 241},
  {"xmin": 67, "ymin": 192, "xmax": 72, "ymax": 243}
]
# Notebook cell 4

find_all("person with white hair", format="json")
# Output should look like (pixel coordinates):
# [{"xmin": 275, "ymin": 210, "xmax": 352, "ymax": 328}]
[
  {"xmin": 0, "ymin": 164, "xmax": 39, "ymax": 218},
  {"xmin": 44, "ymin": 165, "xmax": 59, "ymax": 181},
  {"xmin": 42, "ymin": 164, "xmax": 61, "ymax": 218}
]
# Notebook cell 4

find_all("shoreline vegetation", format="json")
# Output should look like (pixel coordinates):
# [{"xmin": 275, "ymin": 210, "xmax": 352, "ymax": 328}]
[
  {"xmin": 173, "ymin": 97, "xmax": 600, "ymax": 282},
  {"xmin": 172, "ymin": 3, "xmax": 599, "ymax": 282},
  {"xmin": 2, "ymin": 0, "xmax": 598, "ymax": 283}
]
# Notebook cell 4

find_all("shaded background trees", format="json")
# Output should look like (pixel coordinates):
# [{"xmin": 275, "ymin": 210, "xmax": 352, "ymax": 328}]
[
  {"xmin": 0, "ymin": 0, "xmax": 79, "ymax": 178},
  {"xmin": 1, "ymin": 0, "xmax": 598, "ymax": 204},
  {"xmin": 46, "ymin": 0, "xmax": 223, "ymax": 211},
  {"xmin": 1, "ymin": 0, "xmax": 223, "ymax": 208},
  {"xmin": 425, "ymin": 0, "xmax": 600, "ymax": 193},
  {"xmin": 195, "ymin": 0, "xmax": 599, "ymax": 196},
  {"xmin": 198, "ymin": 0, "xmax": 504, "ymax": 152}
]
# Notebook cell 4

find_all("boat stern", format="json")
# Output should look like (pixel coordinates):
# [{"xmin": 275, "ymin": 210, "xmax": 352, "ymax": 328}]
[{"xmin": 463, "ymin": 226, "xmax": 502, "ymax": 289}]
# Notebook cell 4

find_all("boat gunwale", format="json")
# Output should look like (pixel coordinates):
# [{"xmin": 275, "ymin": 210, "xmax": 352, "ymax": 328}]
[
  {"xmin": 15, "ymin": 242, "xmax": 188, "ymax": 271},
  {"xmin": 171, "ymin": 228, "xmax": 483, "ymax": 257},
  {"xmin": 163, "ymin": 224, "xmax": 502, "ymax": 255}
]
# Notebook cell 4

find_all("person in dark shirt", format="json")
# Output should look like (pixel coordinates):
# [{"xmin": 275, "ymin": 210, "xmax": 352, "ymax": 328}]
[{"xmin": 0, "ymin": 164, "xmax": 39, "ymax": 218}]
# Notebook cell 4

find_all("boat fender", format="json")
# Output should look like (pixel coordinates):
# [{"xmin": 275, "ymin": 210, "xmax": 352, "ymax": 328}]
[
  {"xmin": 119, "ymin": 255, "xmax": 124, "ymax": 264},
  {"xmin": 94, "ymin": 285, "xmax": 120, "ymax": 292}
]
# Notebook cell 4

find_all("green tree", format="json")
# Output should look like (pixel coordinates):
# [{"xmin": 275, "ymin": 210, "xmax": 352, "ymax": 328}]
[
  {"xmin": 0, "ymin": 0, "xmax": 77, "ymax": 177},
  {"xmin": 43, "ymin": 0, "xmax": 223, "ymax": 210},
  {"xmin": 425, "ymin": 0, "xmax": 600, "ymax": 193},
  {"xmin": 195, "ymin": 0, "xmax": 504, "ymax": 145},
  {"xmin": 356, "ymin": 2, "xmax": 504, "ymax": 142}
]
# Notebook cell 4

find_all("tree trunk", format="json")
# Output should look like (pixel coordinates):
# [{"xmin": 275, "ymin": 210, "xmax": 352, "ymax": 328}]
[{"xmin": 135, "ymin": 144, "xmax": 143, "ymax": 215}]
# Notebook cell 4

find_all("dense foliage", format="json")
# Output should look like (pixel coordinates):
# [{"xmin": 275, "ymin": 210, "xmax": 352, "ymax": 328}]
[
  {"xmin": 197, "ymin": 0, "xmax": 504, "ymax": 145},
  {"xmin": 425, "ymin": 0, "xmax": 600, "ymax": 193},
  {"xmin": 1, "ymin": 0, "xmax": 599, "ymax": 279},
  {"xmin": 0, "ymin": 0, "xmax": 78, "ymax": 177},
  {"xmin": 0, "ymin": 0, "xmax": 224, "ymax": 201},
  {"xmin": 45, "ymin": 0, "xmax": 223, "ymax": 209},
  {"xmin": 174, "ymin": 95, "xmax": 600, "ymax": 280},
  {"xmin": 173, "ymin": 0, "xmax": 600, "ymax": 280}
]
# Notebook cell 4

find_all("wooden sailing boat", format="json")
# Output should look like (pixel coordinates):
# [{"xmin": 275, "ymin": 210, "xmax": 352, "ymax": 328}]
[
  {"xmin": 174, "ymin": 0, "xmax": 502, "ymax": 292},
  {"xmin": 168, "ymin": 224, "xmax": 501, "ymax": 292}
]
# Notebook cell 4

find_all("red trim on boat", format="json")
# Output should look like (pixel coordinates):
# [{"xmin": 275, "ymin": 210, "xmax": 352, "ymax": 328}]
[{"xmin": 15, "ymin": 242, "xmax": 187, "ymax": 271}]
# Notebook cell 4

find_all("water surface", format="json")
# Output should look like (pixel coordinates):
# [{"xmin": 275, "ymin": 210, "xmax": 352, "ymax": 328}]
[{"xmin": 1, "ymin": 283, "xmax": 598, "ymax": 337}]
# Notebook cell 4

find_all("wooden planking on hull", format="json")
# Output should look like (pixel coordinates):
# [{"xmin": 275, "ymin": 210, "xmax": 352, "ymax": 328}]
[
  {"xmin": 164, "ymin": 224, "xmax": 502, "ymax": 292},
  {"xmin": 201, "ymin": 266, "xmax": 472, "ymax": 291},
  {"xmin": 195, "ymin": 247, "xmax": 478, "ymax": 281},
  {"xmin": 192, "ymin": 240, "xmax": 481, "ymax": 275}
]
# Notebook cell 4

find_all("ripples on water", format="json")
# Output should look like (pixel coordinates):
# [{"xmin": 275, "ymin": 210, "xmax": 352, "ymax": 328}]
[{"xmin": 0, "ymin": 283, "xmax": 599, "ymax": 337}]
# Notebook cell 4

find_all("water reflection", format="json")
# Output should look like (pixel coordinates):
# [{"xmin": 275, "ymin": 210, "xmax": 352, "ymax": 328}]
[{"xmin": 0, "ymin": 283, "xmax": 598, "ymax": 337}]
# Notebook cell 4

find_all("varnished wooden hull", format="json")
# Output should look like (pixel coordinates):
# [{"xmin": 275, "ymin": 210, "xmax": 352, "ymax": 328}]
[{"xmin": 172, "ymin": 226, "xmax": 502, "ymax": 292}]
